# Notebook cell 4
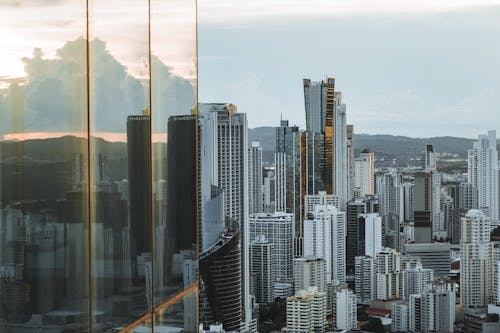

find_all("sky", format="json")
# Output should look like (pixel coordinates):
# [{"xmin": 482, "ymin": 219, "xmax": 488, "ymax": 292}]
[
  {"xmin": 198, "ymin": 0, "xmax": 500, "ymax": 138},
  {"xmin": 1, "ymin": 1, "xmax": 500, "ymax": 138}
]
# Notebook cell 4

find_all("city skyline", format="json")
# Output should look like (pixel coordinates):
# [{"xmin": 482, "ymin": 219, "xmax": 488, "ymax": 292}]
[{"xmin": 199, "ymin": 1, "xmax": 500, "ymax": 137}]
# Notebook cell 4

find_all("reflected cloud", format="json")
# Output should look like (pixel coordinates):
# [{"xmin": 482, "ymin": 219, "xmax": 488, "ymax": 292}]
[{"xmin": 0, "ymin": 38, "xmax": 195, "ymax": 135}]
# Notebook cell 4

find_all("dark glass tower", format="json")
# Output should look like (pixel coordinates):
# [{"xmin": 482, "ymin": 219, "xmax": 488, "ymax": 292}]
[
  {"xmin": 127, "ymin": 115, "xmax": 152, "ymax": 257},
  {"xmin": 167, "ymin": 115, "xmax": 197, "ymax": 251}
]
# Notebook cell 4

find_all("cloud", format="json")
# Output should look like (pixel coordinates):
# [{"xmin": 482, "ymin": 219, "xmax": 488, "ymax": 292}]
[{"xmin": 0, "ymin": 37, "xmax": 195, "ymax": 135}]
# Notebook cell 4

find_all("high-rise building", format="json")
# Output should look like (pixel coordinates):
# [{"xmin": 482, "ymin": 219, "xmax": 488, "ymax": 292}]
[
  {"xmin": 167, "ymin": 115, "xmax": 197, "ymax": 251},
  {"xmin": 421, "ymin": 144, "xmax": 437, "ymax": 171},
  {"xmin": 404, "ymin": 243, "xmax": 450, "ymax": 279},
  {"xmin": 249, "ymin": 141, "xmax": 263, "ymax": 214},
  {"xmin": 334, "ymin": 91, "xmax": 348, "ymax": 210},
  {"xmin": 414, "ymin": 172, "xmax": 435, "ymax": 243},
  {"xmin": 294, "ymin": 256, "xmax": 327, "ymax": 293},
  {"xmin": 249, "ymin": 212, "xmax": 294, "ymax": 283},
  {"xmin": 355, "ymin": 255, "xmax": 376, "ymax": 304},
  {"xmin": 303, "ymin": 77, "xmax": 347, "ymax": 201},
  {"xmin": 392, "ymin": 302, "xmax": 409, "ymax": 333},
  {"xmin": 402, "ymin": 182, "xmax": 415, "ymax": 223},
  {"xmin": 354, "ymin": 149, "xmax": 375, "ymax": 197},
  {"xmin": 346, "ymin": 125, "xmax": 355, "ymax": 202},
  {"xmin": 407, "ymin": 281, "xmax": 456, "ymax": 333},
  {"xmin": 403, "ymin": 265, "xmax": 434, "ymax": 299},
  {"xmin": 376, "ymin": 248, "xmax": 404, "ymax": 301},
  {"xmin": 262, "ymin": 166, "xmax": 276, "ymax": 213},
  {"xmin": 250, "ymin": 235, "xmax": 274, "ymax": 304},
  {"xmin": 346, "ymin": 198, "xmax": 380, "ymax": 274},
  {"xmin": 304, "ymin": 204, "xmax": 346, "ymax": 284},
  {"xmin": 285, "ymin": 287, "xmax": 327, "ymax": 333},
  {"xmin": 468, "ymin": 130, "xmax": 499, "ymax": 223},
  {"xmin": 360, "ymin": 213, "xmax": 383, "ymax": 258},
  {"xmin": 304, "ymin": 191, "xmax": 339, "ymax": 214},
  {"xmin": 276, "ymin": 119, "xmax": 299, "ymax": 215},
  {"xmin": 376, "ymin": 170, "xmax": 403, "ymax": 249},
  {"xmin": 461, "ymin": 209, "xmax": 494, "ymax": 308},
  {"xmin": 198, "ymin": 103, "xmax": 252, "ymax": 329},
  {"xmin": 275, "ymin": 152, "xmax": 287, "ymax": 212},
  {"xmin": 331, "ymin": 288, "xmax": 357, "ymax": 330},
  {"xmin": 127, "ymin": 115, "xmax": 152, "ymax": 257}
]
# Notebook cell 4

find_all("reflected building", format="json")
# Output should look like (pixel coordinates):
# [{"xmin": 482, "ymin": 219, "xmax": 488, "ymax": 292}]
[{"xmin": 127, "ymin": 114, "xmax": 152, "ymax": 258}]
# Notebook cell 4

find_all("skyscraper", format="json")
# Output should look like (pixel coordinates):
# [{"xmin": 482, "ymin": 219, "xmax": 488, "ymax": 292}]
[
  {"xmin": 276, "ymin": 119, "xmax": 299, "ymax": 215},
  {"xmin": 198, "ymin": 103, "xmax": 252, "ymax": 330},
  {"xmin": 376, "ymin": 248, "xmax": 404, "ymax": 301},
  {"xmin": 355, "ymin": 149, "xmax": 375, "ymax": 197},
  {"xmin": 303, "ymin": 78, "xmax": 335, "ymax": 195},
  {"xmin": 346, "ymin": 125, "xmax": 355, "ymax": 202},
  {"xmin": 294, "ymin": 257, "xmax": 327, "ymax": 294},
  {"xmin": 127, "ymin": 114, "xmax": 152, "ymax": 257},
  {"xmin": 249, "ymin": 141, "xmax": 263, "ymax": 214},
  {"xmin": 250, "ymin": 235, "xmax": 274, "ymax": 304},
  {"xmin": 304, "ymin": 204, "xmax": 346, "ymax": 284},
  {"xmin": 249, "ymin": 212, "xmax": 294, "ymax": 284},
  {"xmin": 275, "ymin": 152, "xmax": 287, "ymax": 212},
  {"xmin": 355, "ymin": 255, "xmax": 376, "ymax": 304},
  {"xmin": 461, "ymin": 209, "xmax": 494, "ymax": 308},
  {"xmin": 468, "ymin": 130, "xmax": 499, "ymax": 223}
]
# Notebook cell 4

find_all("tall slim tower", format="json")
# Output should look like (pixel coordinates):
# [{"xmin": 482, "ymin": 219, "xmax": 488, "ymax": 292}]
[
  {"xmin": 346, "ymin": 125, "xmax": 355, "ymax": 202},
  {"xmin": 249, "ymin": 141, "xmax": 263, "ymax": 214},
  {"xmin": 461, "ymin": 209, "xmax": 494, "ymax": 308},
  {"xmin": 198, "ymin": 103, "xmax": 252, "ymax": 330},
  {"xmin": 127, "ymin": 114, "xmax": 151, "ymax": 257},
  {"xmin": 468, "ymin": 130, "xmax": 499, "ymax": 223},
  {"xmin": 303, "ymin": 78, "xmax": 335, "ymax": 194}
]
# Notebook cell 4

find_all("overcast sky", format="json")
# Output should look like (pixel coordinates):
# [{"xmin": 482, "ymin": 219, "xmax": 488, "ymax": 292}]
[{"xmin": 198, "ymin": 1, "xmax": 500, "ymax": 138}]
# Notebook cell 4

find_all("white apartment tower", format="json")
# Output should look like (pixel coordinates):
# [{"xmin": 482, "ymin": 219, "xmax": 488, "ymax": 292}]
[
  {"xmin": 249, "ymin": 212, "xmax": 294, "ymax": 283},
  {"xmin": 304, "ymin": 204, "xmax": 346, "ymax": 284},
  {"xmin": 403, "ymin": 265, "xmax": 434, "ymax": 299},
  {"xmin": 304, "ymin": 191, "xmax": 339, "ymax": 214},
  {"xmin": 391, "ymin": 302, "xmax": 409, "ymax": 333},
  {"xmin": 468, "ymin": 130, "xmax": 499, "ymax": 223},
  {"xmin": 250, "ymin": 235, "xmax": 274, "ymax": 304},
  {"xmin": 355, "ymin": 255, "xmax": 377, "ymax": 304},
  {"xmin": 376, "ymin": 248, "xmax": 404, "ymax": 301},
  {"xmin": 294, "ymin": 256, "xmax": 327, "ymax": 293},
  {"xmin": 408, "ymin": 281, "xmax": 456, "ymax": 333},
  {"xmin": 332, "ymin": 288, "xmax": 357, "ymax": 331},
  {"xmin": 354, "ymin": 149, "xmax": 375, "ymax": 197},
  {"xmin": 461, "ymin": 209, "xmax": 494, "ymax": 308},
  {"xmin": 334, "ymin": 91, "xmax": 348, "ymax": 210},
  {"xmin": 286, "ymin": 287, "xmax": 327, "ymax": 333},
  {"xmin": 360, "ymin": 213, "xmax": 383, "ymax": 258}
]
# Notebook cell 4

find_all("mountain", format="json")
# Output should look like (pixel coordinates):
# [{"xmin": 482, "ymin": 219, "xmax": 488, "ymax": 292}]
[{"xmin": 248, "ymin": 126, "xmax": 494, "ymax": 163}]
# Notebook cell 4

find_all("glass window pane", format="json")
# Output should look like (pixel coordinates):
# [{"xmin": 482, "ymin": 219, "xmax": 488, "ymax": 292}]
[
  {"xmin": 0, "ymin": 1, "xmax": 89, "ymax": 332},
  {"xmin": 150, "ymin": 0, "xmax": 198, "ymax": 306},
  {"xmin": 88, "ymin": 0, "xmax": 151, "ymax": 329},
  {"xmin": 154, "ymin": 291, "xmax": 197, "ymax": 333}
]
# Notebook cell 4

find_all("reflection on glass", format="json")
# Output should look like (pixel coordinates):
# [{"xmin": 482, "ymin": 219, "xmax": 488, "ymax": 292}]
[
  {"xmin": 154, "ymin": 292, "xmax": 197, "ymax": 333},
  {"xmin": 151, "ymin": 0, "xmax": 198, "ymax": 307},
  {"xmin": 1, "ymin": 0, "xmax": 197, "ymax": 331},
  {"xmin": 89, "ymin": 0, "xmax": 151, "ymax": 329},
  {"xmin": 0, "ymin": 1, "xmax": 89, "ymax": 332}
]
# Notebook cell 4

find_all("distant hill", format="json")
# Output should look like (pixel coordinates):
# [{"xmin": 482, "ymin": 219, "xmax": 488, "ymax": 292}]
[{"xmin": 248, "ymin": 126, "xmax": 496, "ymax": 163}]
